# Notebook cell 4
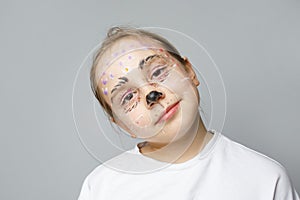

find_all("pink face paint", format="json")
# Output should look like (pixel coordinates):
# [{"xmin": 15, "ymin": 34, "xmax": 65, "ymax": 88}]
[{"xmin": 133, "ymin": 114, "xmax": 151, "ymax": 128}]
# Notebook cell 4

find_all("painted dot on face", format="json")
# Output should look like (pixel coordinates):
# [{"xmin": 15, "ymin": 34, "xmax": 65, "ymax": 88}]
[
  {"xmin": 125, "ymin": 67, "xmax": 129, "ymax": 72},
  {"xmin": 113, "ymin": 52, "xmax": 118, "ymax": 57},
  {"xmin": 128, "ymin": 55, "xmax": 132, "ymax": 60},
  {"xmin": 102, "ymin": 87, "xmax": 108, "ymax": 95},
  {"xmin": 119, "ymin": 61, "xmax": 123, "ymax": 66},
  {"xmin": 109, "ymin": 73, "xmax": 114, "ymax": 79},
  {"xmin": 102, "ymin": 78, "xmax": 108, "ymax": 85}
]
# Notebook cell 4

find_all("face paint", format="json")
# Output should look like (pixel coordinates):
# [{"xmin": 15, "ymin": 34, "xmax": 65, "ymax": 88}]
[
  {"xmin": 109, "ymin": 73, "xmax": 114, "ymax": 79},
  {"xmin": 110, "ymin": 50, "xmax": 177, "ymax": 106},
  {"xmin": 102, "ymin": 78, "xmax": 108, "ymax": 85},
  {"xmin": 97, "ymin": 41, "xmax": 199, "ymax": 142},
  {"xmin": 99, "ymin": 48, "xmax": 170, "ymax": 94},
  {"xmin": 95, "ymin": 36, "xmax": 169, "ymax": 82},
  {"xmin": 134, "ymin": 114, "xmax": 151, "ymax": 127},
  {"xmin": 107, "ymin": 49, "xmax": 196, "ymax": 140},
  {"xmin": 102, "ymin": 87, "xmax": 108, "ymax": 95}
]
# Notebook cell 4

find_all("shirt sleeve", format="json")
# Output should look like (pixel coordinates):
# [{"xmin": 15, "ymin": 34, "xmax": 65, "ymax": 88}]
[
  {"xmin": 273, "ymin": 166, "xmax": 300, "ymax": 200},
  {"xmin": 77, "ymin": 175, "xmax": 91, "ymax": 200}
]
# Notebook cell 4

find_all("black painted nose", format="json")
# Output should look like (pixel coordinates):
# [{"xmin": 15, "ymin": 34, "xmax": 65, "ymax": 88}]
[{"xmin": 146, "ymin": 91, "xmax": 164, "ymax": 106}]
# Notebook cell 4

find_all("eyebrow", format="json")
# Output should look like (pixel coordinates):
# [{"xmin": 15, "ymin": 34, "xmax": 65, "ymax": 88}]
[
  {"xmin": 110, "ymin": 54, "xmax": 160, "ymax": 102},
  {"xmin": 139, "ymin": 54, "xmax": 160, "ymax": 70},
  {"xmin": 111, "ymin": 77, "xmax": 129, "ymax": 95}
]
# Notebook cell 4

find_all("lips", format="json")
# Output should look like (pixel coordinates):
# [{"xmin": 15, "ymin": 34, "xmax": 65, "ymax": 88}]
[{"xmin": 155, "ymin": 101, "xmax": 181, "ymax": 125}]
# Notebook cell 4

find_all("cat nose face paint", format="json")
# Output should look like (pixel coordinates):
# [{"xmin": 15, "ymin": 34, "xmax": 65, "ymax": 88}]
[
  {"xmin": 97, "ymin": 47, "xmax": 200, "ymax": 141},
  {"xmin": 146, "ymin": 91, "xmax": 165, "ymax": 107}
]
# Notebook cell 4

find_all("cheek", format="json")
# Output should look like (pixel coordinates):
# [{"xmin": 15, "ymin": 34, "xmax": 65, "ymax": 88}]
[{"xmin": 127, "ymin": 105, "xmax": 152, "ymax": 128}]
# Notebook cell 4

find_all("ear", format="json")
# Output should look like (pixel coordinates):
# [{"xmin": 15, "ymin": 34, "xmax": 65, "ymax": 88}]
[{"xmin": 181, "ymin": 56, "xmax": 200, "ymax": 86}]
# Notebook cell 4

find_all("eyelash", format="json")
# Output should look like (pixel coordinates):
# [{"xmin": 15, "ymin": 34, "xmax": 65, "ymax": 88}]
[
  {"xmin": 116, "ymin": 62, "xmax": 172, "ymax": 112},
  {"xmin": 125, "ymin": 102, "xmax": 138, "ymax": 114},
  {"xmin": 120, "ymin": 90, "xmax": 139, "ymax": 113},
  {"xmin": 150, "ymin": 65, "xmax": 169, "ymax": 81},
  {"xmin": 120, "ymin": 89, "xmax": 137, "ymax": 105}
]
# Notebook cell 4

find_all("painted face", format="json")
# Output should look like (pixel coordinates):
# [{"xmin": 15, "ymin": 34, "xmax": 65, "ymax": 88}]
[{"xmin": 96, "ymin": 40, "xmax": 200, "ymax": 144}]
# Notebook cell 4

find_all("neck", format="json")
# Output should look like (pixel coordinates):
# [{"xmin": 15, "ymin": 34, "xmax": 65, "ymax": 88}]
[{"xmin": 139, "ymin": 113, "xmax": 212, "ymax": 164}]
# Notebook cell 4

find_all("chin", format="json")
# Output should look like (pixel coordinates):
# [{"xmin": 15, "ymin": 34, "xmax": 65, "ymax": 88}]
[{"xmin": 154, "ymin": 98, "xmax": 199, "ymax": 143}]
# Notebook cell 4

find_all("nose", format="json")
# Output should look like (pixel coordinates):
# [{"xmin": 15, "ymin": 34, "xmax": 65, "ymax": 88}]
[{"xmin": 146, "ymin": 90, "xmax": 164, "ymax": 107}]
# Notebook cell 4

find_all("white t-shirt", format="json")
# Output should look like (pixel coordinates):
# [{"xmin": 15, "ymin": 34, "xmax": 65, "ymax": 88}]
[{"xmin": 78, "ymin": 129, "xmax": 300, "ymax": 200}]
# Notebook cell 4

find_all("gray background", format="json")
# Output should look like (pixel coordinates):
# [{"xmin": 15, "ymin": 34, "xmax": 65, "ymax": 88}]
[{"xmin": 0, "ymin": 0, "xmax": 299, "ymax": 199}]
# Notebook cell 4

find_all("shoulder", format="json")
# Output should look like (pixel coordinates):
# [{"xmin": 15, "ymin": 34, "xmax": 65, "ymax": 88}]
[
  {"xmin": 216, "ymin": 133, "xmax": 294, "ymax": 182},
  {"xmin": 83, "ymin": 154, "xmax": 131, "ymax": 188},
  {"xmin": 78, "ymin": 163, "xmax": 121, "ymax": 200},
  {"xmin": 81, "ymin": 148, "xmax": 143, "ymax": 187},
  {"xmin": 81, "ymin": 164, "xmax": 113, "ymax": 189},
  {"xmin": 216, "ymin": 134, "xmax": 299, "ymax": 199}
]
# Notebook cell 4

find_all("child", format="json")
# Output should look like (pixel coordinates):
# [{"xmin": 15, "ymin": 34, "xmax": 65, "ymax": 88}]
[{"xmin": 78, "ymin": 26, "xmax": 299, "ymax": 200}]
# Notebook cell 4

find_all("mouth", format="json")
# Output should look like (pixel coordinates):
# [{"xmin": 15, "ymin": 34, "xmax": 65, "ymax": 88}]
[{"xmin": 155, "ymin": 100, "xmax": 181, "ymax": 125}]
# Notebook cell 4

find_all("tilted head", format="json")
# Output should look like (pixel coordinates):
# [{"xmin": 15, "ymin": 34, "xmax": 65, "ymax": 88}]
[{"xmin": 90, "ymin": 26, "xmax": 201, "ymax": 144}]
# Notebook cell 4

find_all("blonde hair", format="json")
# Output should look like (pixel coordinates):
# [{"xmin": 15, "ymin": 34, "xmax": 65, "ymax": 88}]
[{"xmin": 90, "ymin": 26, "xmax": 186, "ymax": 117}]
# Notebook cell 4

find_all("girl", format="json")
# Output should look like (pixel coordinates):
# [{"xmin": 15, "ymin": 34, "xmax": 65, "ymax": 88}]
[{"xmin": 78, "ymin": 26, "xmax": 299, "ymax": 200}]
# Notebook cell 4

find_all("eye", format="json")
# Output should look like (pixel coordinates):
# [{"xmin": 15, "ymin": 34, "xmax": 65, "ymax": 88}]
[
  {"xmin": 121, "ymin": 90, "xmax": 136, "ymax": 105},
  {"xmin": 151, "ymin": 66, "xmax": 167, "ymax": 79}
]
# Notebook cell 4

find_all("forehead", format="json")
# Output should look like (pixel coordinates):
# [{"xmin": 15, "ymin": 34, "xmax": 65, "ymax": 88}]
[
  {"xmin": 96, "ymin": 37, "xmax": 165, "ymax": 73},
  {"xmin": 101, "ymin": 49, "xmax": 161, "ymax": 78},
  {"xmin": 95, "ymin": 37, "xmax": 167, "ymax": 82}
]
